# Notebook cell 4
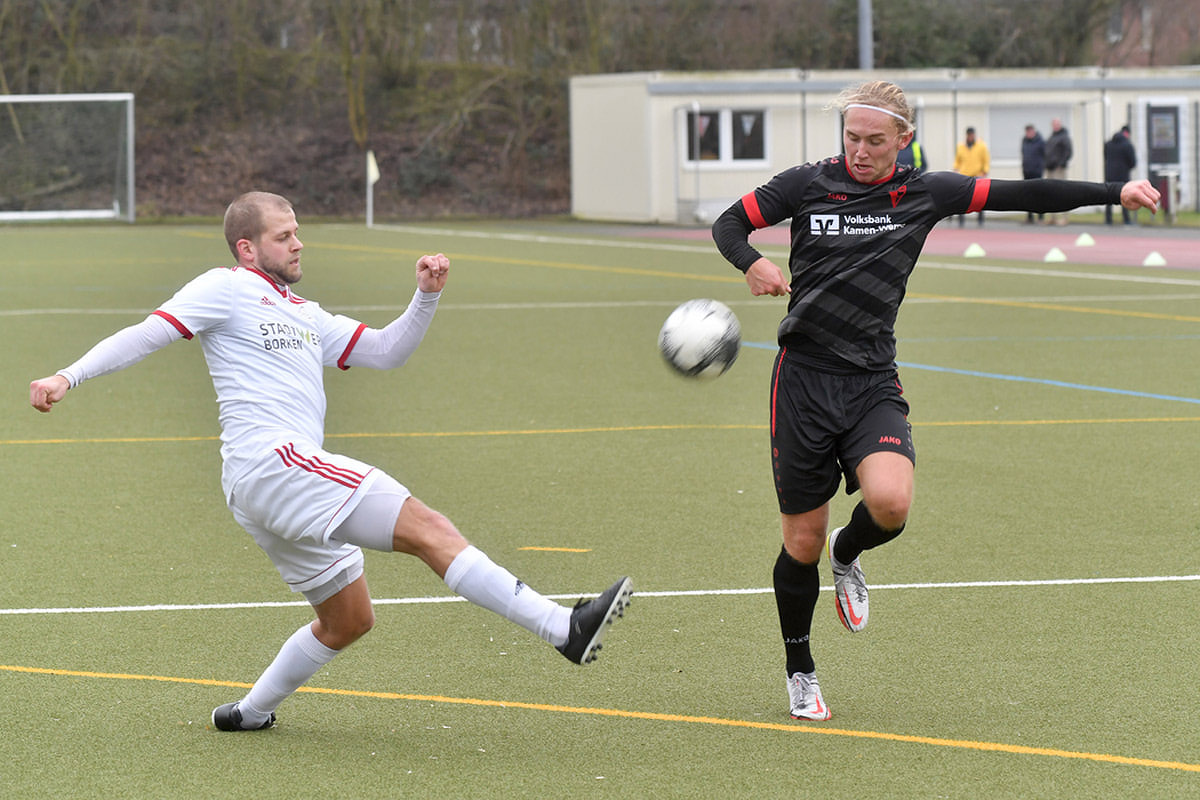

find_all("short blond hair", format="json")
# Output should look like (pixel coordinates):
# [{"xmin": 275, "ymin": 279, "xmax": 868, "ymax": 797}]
[
  {"xmin": 223, "ymin": 191, "xmax": 293, "ymax": 258},
  {"xmin": 829, "ymin": 81, "xmax": 915, "ymax": 134}
]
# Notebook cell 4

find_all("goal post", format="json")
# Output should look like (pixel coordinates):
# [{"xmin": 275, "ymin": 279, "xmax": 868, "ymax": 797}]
[{"xmin": 0, "ymin": 92, "xmax": 135, "ymax": 223}]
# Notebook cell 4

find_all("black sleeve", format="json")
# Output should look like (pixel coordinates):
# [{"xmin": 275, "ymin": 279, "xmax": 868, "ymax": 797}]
[
  {"xmin": 713, "ymin": 164, "xmax": 816, "ymax": 274},
  {"xmin": 711, "ymin": 202, "xmax": 763, "ymax": 274},
  {"xmin": 983, "ymin": 179, "xmax": 1123, "ymax": 213}
]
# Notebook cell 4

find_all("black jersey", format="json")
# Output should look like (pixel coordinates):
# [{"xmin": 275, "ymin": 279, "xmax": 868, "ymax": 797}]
[
  {"xmin": 713, "ymin": 158, "xmax": 1121, "ymax": 372},
  {"xmin": 714, "ymin": 158, "xmax": 981, "ymax": 371}
]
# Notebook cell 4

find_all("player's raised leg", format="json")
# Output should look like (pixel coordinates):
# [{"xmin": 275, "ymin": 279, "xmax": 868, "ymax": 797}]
[
  {"xmin": 212, "ymin": 480, "xmax": 632, "ymax": 730},
  {"xmin": 828, "ymin": 452, "xmax": 912, "ymax": 633},
  {"xmin": 391, "ymin": 494, "xmax": 632, "ymax": 663}
]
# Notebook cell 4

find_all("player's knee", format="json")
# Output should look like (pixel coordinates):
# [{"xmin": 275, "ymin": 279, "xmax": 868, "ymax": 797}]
[
  {"xmin": 783, "ymin": 524, "xmax": 826, "ymax": 563},
  {"xmin": 393, "ymin": 496, "xmax": 467, "ymax": 555},
  {"xmin": 318, "ymin": 608, "xmax": 375, "ymax": 650},
  {"xmin": 867, "ymin": 494, "xmax": 911, "ymax": 532},
  {"xmin": 353, "ymin": 608, "xmax": 377, "ymax": 640},
  {"xmin": 341, "ymin": 612, "xmax": 376, "ymax": 648},
  {"xmin": 412, "ymin": 501, "xmax": 462, "ymax": 544}
]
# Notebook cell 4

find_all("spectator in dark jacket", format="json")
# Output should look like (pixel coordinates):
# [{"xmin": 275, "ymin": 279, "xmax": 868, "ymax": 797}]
[
  {"xmin": 1104, "ymin": 126, "xmax": 1138, "ymax": 224},
  {"xmin": 1044, "ymin": 119, "xmax": 1073, "ymax": 225},
  {"xmin": 1021, "ymin": 125, "xmax": 1046, "ymax": 223}
]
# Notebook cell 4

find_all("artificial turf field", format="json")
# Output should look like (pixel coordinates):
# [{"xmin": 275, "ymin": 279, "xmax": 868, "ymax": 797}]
[{"xmin": 2, "ymin": 218, "xmax": 1199, "ymax": 798}]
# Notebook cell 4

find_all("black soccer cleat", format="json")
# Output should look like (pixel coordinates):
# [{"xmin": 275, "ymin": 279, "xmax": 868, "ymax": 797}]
[
  {"xmin": 557, "ymin": 576, "xmax": 633, "ymax": 665},
  {"xmin": 211, "ymin": 702, "xmax": 276, "ymax": 732}
]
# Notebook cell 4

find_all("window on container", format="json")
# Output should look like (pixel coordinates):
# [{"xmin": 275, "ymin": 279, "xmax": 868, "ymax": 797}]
[
  {"xmin": 685, "ymin": 108, "xmax": 767, "ymax": 163},
  {"xmin": 732, "ymin": 110, "xmax": 764, "ymax": 160},
  {"xmin": 686, "ymin": 110, "xmax": 721, "ymax": 161}
]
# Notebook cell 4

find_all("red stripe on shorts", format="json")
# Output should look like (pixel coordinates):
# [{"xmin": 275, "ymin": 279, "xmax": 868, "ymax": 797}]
[
  {"xmin": 770, "ymin": 347, "xmax": 786, "ymax": 438},
  {"xmin": 275, "ymin": 443, "xmax": 365, "ymax": 489}
]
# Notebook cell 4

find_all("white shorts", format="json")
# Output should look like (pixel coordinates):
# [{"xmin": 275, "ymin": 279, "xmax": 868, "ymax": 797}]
[{"xmin": 227, "ymin": 440, "xmax": 409, "ymax": 596}]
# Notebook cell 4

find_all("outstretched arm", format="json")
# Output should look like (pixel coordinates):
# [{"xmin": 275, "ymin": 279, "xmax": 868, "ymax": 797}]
[
  {"xmin": 981, "ymin": 177, "xmax": 1159, "ymax": 215},
  {"xmin": 29, "ymin": 374, "xmax": 70, "ymax": 413},
  {"xmin": 1120, "ymin": 179, "xmax": 1161, "ymax": 213},
  {"xmin": 29, "ymin": 313, "xmax": 181, "ymax": 413},
  {"xmin": 416, "ymin": 252, "xmax": 449, "ymax": 293},
  {"xmin": 343, "ymin": 254, "xmax": 448, "ymax": 370}
]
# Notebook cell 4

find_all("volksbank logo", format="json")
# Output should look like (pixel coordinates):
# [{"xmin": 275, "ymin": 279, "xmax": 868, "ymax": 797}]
[
  {"xmin": 810, "ymin": 212, "xmax": 904, "ymax": 236},
  {"xmin": 811, "ymin": 214, "xmax": 840, "ymax": 235}
]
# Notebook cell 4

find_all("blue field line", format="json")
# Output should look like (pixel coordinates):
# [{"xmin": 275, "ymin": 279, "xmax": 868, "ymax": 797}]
[
  {"xmin": 743, "ymin": 341, "xmax": 1200, "ymax": 405},
  {"xmin": 895, "ymin": 361, "xmax": 1200, "ymax": 405}
]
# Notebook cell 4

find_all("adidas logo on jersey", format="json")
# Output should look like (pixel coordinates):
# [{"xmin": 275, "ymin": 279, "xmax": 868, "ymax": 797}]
[{"xmin": 260, "ymin": 296, "xmax": 276, "ymax": 306}]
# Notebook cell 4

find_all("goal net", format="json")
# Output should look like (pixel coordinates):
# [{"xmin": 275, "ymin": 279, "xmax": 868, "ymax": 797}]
[{"xmin": 0, "ymin": 93, "xmax": 135, "ymax": 222}]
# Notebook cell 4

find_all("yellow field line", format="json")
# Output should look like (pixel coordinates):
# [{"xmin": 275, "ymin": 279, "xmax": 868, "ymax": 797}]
[
  {"xmin": 329, "ymin": 423, "xmax": 762, "ymax": 439},
  {"xmin": 3, "ymin": 663, "xmax": 1196, "ymax": 773},
  {"xmin": 455, "ymin": 253, "xmax": 742, "ymax": 284},
  {"xmin": 910, "ymin": 293, "xmax": 1200, "ymax": 323},
  {"xmin": 298, "ymin": 240, "xmax": 745, "ymax": 284},
  {"xmin": 185, "ymin": 233, "xmax": 736, "ymax": 285},
  {"xmin": 0, "ymin": 424, "xmax": 755, "ymax": 446},
  {"xmin": 5, "ymin": 417, "xmax": 1200, "ymax": 447},
  {"xmin": 518, "ymin": 546, "xmax": 592, "ymax": 553}
]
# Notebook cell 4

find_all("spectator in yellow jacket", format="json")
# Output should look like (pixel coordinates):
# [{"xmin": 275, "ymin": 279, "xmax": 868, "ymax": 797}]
[{"xmin": 954, "ymin": 127, "xmax": 990, "ymax": 226}]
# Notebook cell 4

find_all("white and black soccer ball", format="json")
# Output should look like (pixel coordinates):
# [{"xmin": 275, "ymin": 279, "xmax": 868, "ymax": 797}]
[{"xmin": 658, "ymin": 299, "xmax": 741, "ymax": 379}]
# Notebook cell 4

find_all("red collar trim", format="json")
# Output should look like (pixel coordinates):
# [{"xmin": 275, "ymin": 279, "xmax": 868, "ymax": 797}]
[
  {"xmin": 241, "ymin": 266, "xmax": 287, "ymax": 297},
  {"xmin": 231, "ymin": 265, "xmax": 308, "ymax": 303}
]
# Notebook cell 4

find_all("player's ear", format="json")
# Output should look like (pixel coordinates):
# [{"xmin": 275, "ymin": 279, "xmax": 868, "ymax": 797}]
[
  {"xmin": 235, "ymin": 238, "xmax": 255, "ymax": 263},
  {"xmin": 899, "ymin": 130, "xmax": 914, "ymax": 149}
]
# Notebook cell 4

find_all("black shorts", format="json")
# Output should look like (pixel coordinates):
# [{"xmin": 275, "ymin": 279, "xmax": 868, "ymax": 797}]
[{"xmin": 769, "ymin": 348, "xmax": 915, "ymax": 514}]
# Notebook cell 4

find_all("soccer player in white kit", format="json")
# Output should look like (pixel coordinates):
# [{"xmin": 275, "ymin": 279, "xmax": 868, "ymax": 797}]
[{"xmin": 29, "ymin": 191, "xmax": 633, "ymax": 731}]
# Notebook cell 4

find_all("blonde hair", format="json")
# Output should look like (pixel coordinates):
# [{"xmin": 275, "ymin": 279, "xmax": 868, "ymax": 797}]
[
  {"xmin": 829, "ymin": 81, "xmax": 915, "ymax": 134},
  {"xmin": 223, "ymin": 191, "xmax": 293, "ymax": 258}
]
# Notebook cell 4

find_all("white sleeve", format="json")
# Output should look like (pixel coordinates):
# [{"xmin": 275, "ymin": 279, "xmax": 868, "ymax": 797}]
[
  {"xmin": 58, "ymin": 313, "xmax": 183, "ymax": 388},
  {"xmin": 343, "ymin": 289, "xmax": 441, "ymax": 369}
]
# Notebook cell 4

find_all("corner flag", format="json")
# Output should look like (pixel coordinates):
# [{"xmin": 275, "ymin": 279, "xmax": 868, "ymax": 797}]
[
  {"xmin": 366, "ymin": 150, "xmax": 380, "ymax": 185},
  {"xmin": 366, "ymin": 150, "xmax": 380, "ymax": 227}
]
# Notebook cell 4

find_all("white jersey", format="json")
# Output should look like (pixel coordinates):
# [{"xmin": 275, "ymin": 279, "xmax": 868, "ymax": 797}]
[{"xmin": 153, "ymin": 266, "xmax": 366, "ymax": 498}]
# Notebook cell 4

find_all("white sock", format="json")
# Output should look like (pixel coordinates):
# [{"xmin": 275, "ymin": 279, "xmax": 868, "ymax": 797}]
[
  {"xmin": 240, "ymin": 623, "xmax": 339, "ymax": 724},
  {"xmin": 443, "ymin": 545, "xmax": 570, "ymax": 647}
]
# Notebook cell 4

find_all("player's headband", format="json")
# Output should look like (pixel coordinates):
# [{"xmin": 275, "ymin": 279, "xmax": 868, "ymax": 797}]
[{"xmin": 845, "ymin": 103, "xmax": 910, "ymax": 126}]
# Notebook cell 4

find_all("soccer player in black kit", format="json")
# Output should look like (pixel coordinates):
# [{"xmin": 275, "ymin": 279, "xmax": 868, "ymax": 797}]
[{"xmin": 712, "ymin": 80, "xmax": 1161, "ymax": 721}]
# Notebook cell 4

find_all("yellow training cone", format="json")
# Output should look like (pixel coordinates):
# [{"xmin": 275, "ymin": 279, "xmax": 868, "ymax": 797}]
[
  {"xmin": 1074, "ymin": 233, "xmax": 1095, "ymax": 247},
  {"xmin": 963, "ymin": 243, "xmax": 986, "ymax": 258},
  {"xmin": 1044, "ymin": 247, "xmax": 1067, "ymax": 262},
  {"xmin": 1142, "ymin": 251, "xmax": 1167, "ymax": 267}
]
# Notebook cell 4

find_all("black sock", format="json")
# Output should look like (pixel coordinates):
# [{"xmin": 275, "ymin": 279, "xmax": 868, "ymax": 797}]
[
  {"xmin": 832, "ymin": 501, "xmax": 906, "ymax": 566},
  {"xmin": 773, "ymin": 545, "xmax": 820, "ymax": 676}
]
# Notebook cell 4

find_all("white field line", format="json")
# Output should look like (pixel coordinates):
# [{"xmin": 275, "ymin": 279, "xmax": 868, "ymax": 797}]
[{"xmin": 3, "ymin": 573, "xmax": 1197, "ymax": 616}]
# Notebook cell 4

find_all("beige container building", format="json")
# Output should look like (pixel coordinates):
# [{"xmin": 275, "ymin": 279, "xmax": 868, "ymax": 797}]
[{"xmin": 569, "ymin": 67, "xmax": 1200, "ymax": 223}]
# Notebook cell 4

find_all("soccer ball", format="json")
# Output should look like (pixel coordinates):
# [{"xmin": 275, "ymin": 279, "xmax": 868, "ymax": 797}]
[{"xmin": 658, "ymin": 299, "xmax": 741, "ymax": 379}]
